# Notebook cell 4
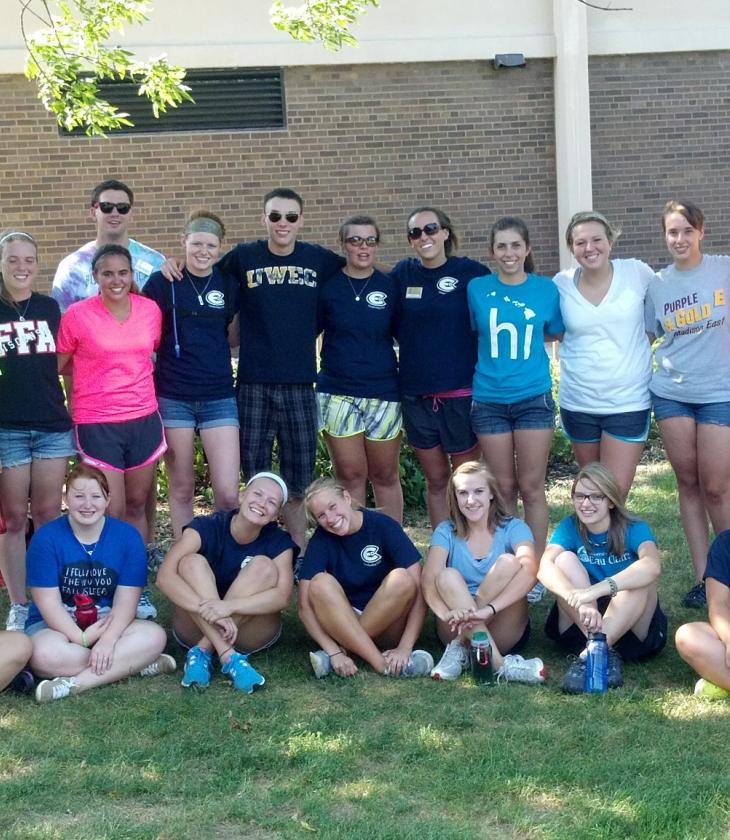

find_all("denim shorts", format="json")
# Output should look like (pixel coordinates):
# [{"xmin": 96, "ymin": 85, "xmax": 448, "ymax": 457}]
[
  {"xmin": 0, "ymin": 428, "xmax": 76, "ymax": 469},
  {"xmin": 651, "ymin": 394, "xmax": 730, "ymax": 426},
  {"xmin": 158, "ymin": 396, "xmax": 239, "ymax": 430},
  {"xmin": 560, "ymin": 407, "xmax": 651, "ymax": 444},
  {"xmin": 402, "ymin": 394, "xmax": 477, "ymax": 454},
  {"xmin": 317, "ymin": 392, "xmax": 402, "ymax": 441},
  {"xmin": 471, "ymin": 390, "xmax": 555, "ymax": 436}
]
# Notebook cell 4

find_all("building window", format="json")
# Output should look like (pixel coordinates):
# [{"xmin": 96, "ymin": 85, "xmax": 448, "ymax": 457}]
[{"xmin": 61, "ymin": 67, "xmax": 285, "ymax": 135}]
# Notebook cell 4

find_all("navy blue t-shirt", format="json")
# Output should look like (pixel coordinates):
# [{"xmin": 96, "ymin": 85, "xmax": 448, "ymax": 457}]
[
  {"xmin": 316, "ymin": 268, "xmax": 399, "ymax": 401},
  {"xmin": 217, "ymin": 241, "xmax": 344, "ymax": 384},
  {"xmin": 705, "ymin": 530, "xmax": 730, "ymax": 588},
  {"xmin": 185, "ymin": 509, "xmax": 298, "ymax": 595},
  {"xmin": 299, "ymin": 509, "xmax": 420, "ymax": 611},
  {"xmin": 143, "ymin": 268, "xmax": 236, "ymax": 401},
  {"xmin": 392, "ymin": 256, "xmax": 489, "ymax": 395}
]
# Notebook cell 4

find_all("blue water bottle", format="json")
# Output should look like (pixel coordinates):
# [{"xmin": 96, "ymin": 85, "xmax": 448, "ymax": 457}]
[{"xmin": 585, "ymin": 631, "xmax": 608, "ymax": 693}]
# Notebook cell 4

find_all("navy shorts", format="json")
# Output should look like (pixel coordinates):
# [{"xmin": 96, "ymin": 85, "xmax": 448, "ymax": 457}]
[
  {"xmin": 544, "ymin": 598, "xmax": 667, "ymax": 661},
  {"xmin": 402, "ymin": 394, "xmax": 477, "ymax": 455},
  {"xmin": 76, "ymin": 411, "xmax": 167, "ymax": 473},
  {"xmin": 652, "ymin": 394, "xmax": 730, "ymax": 427},
  {"xmin": 471, "ymin": 390, "xmax": 555, "ymax": 436},
  {"xmin": 560, "ymin": 407, "xmax": 651, "ymax": 444},
  {"xmin": 237, "ymin": 383, "xmax": 317, "ymax": 497}
]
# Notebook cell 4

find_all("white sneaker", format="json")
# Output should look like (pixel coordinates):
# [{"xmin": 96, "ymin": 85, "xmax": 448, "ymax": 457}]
[
  {"xmin": 497, "ymin": 654, "xmax": 546, "ymax": 685},
  {"xmin": 309, "ymin": 650, "xmax": 332, "ymax": 679},
  {"xmin": 6, "ymin": 602, "xmax": 29, "ymax": 632},
  {"xmin": 527, "ymin": 582, "xmax": 546, "ymax": 604},
  {"xmin": 430, "ymin": 639, "xmax": 469, "ymax": 681},
  {"xmin": 136, "ymin": 590, "xmax": 158, "ymax": 620},
  {"xmin": 400, "ymin": 649, "xmax": 434, "ymax": 677},
  {"xmin": 35, "ymin": 677, "xmax": 79, "ymax": 704},
  {"xmin": 139, "ymin": 654, "xmax": 177, "ymax": 677}
]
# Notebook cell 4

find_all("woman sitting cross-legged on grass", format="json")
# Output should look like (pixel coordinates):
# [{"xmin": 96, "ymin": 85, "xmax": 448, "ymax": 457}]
[
  {"xmin": 26, "ymin": 464, "xmax": 174, "ymax": 704},
  {"xmin": 156, "ymin": 472, "xmax": 297, "ymax": 694},
  {"xmin": 422, "ymin": 461, "xmax": 546, "ymax": 684},
  {"xmin": 538, "ymin": 463, "xmax": 667, "ymax": 693},
  {"xmin": 298, "ymin": 477, "xmax": 433, "ymax": 679}
]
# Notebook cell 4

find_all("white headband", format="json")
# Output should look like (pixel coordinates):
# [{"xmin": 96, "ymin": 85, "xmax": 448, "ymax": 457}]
[
  {"xmin": 0, "ymin": 231, "xmax": 34, "ymax": 246},
  {"xmin": 247, "ymin": 471, "xmax": 288, "ymax": 504}
]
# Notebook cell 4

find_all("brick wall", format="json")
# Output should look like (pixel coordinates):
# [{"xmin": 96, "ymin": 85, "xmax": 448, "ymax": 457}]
[
  {"xmin": 590, "ymin": 50, "xmax": 730, "ymax": 269},
  {"xmin": 0, "ymin": 60, "xmax": 557, "ymax": 292}
]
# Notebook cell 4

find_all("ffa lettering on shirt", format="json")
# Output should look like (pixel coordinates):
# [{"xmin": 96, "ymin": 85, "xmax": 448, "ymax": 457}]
[
  {"xmin": 0, "ymin": 320, "xmax": 56, "ymax": 356},
  {"xmin": 662, "ymin": 288, "xmax": 726, "ymax": 332},
  {"xmin": 246, "ymin": 266, "xmax": 318, "ymax": 288}
]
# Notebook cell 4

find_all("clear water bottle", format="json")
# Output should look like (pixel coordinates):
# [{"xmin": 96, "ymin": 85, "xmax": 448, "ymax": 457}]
[
  {"xmin": 585, "ymin": 631, "xmax": 608, "ymax": 693},
  {"xmin": 470, "ymin": 631, "xmax": 495, "ymax": 686}
]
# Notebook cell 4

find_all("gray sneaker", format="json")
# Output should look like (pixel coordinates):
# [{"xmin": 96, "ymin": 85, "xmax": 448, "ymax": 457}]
[
  {"xmin": 35, "ymin": 677, "xmax": 79, "ymax": 704},
  {"xmin": 497, "ymin": 654, "xmax": 546, "ymax": 685},
  {"xmin": 430, "ymin": 638, "xmax": 469, "ymax": 681},
  {"xmin": 139, "ymin": 654, "xmax": 177, "ymax": 678},
  {"xmin": 5, "ymin": 602, "xmax": 29, "ymax": 632},
  {"xmin": 400, "ymin": 649, "xmax": 434, "ymax": 678},
  {"xmin": 136, "ymin": 590, "xmax": 158, "ymax": 620},
  {"xmin": 309, "ymin": 650, "xmax": 332, "ymax": 679}
]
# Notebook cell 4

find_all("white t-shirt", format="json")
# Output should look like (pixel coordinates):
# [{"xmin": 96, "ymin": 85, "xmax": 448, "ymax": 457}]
[{"xmin": 554, "ymin": 258, "xmax": 656, "ymax": 413}]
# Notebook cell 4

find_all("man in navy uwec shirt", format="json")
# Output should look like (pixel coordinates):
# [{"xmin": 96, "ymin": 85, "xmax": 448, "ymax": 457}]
[{"xmin": 217, "ymin": 188, "xmax": 344, "ymax": 552}]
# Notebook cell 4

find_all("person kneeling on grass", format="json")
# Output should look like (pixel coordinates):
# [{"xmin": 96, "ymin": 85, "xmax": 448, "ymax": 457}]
[
  {"xmin": 676, "ymin": 530, "xmax": 730, "ymax": 699},
  {"xmin": 422, "ymin": 461, "xmax": 546, "ymax": 685},
  {"xmin": 538, "ymin": 462, "xmax": 666, "ymax": 693},
  {"xmin": 26, "ymin": 464, "xmax": 174, "ymax": 704},
  {"xmin": 156, "ymin": 472, "xmax": 296, "ymax": 694},
  {"xmin": 298, "ymin": 477, "xmax": 433, "ymax": 678}
]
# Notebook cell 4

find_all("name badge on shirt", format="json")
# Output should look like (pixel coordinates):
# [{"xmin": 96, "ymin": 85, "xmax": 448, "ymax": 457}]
[{"xmin": 405, "ymin": 287, "xmax": 423, "ymax": 299}]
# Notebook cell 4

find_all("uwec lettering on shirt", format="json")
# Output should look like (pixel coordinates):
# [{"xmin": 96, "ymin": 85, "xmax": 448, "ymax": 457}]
[
  {"xmin": 662, "ymin": 288, "xmax": 726, "ymax": 332},
  {"xmin": 0, "ymin": 320, "xmax": 56, "ymax": 356},
  {"xmin": 246, "ymin": 266, "xmax": 318, "ymax": 288}
]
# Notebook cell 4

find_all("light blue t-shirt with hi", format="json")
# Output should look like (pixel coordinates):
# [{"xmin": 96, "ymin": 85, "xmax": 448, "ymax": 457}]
[
  {"xmin": 431, "ymin": 517, "xmax": 534, "ymax": 595},
  {"xmin": 468, "ymin": 273, "xmax": 563, "ymax": 403}
]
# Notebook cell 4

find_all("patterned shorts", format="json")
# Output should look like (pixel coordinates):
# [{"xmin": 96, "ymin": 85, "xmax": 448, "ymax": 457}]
[{"xmin": 317, "ymin": 392, "xmax": 402, "ymax": 441}]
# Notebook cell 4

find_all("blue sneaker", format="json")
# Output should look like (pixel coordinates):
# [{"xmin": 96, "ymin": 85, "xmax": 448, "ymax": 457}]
[
  {"xmin": 181, "ymin": 645, "xmax": 212, "ymax": 688},
  {"xmin": 221, "ymin": 652, "xmax": 265, "ymax": 694}
]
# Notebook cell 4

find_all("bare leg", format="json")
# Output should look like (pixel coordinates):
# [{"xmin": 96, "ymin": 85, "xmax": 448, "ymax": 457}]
[
  {"xmin": 0, "ymin": 465, "xmax": 31, "ymax": 604},
  {"xmin": 413, "ymin": 445, "xmax": 451, "ymax": 528},
  {"xmin": 200, "ymin": 425, "xmax": 241, "ymax": 513},
  {"xmin": 697, "ymin": 424, "xmax": 730, "ymax": 536},
  {"xmin": 164, "ymin": 428, "xmax": 197, "ymax": 540},
  {"xmin": 365, "ymin": 435, "xmax": 403, "ymax": 524},
  {"xmin": 124, "ymin": 463, "xmax": 158, "ymax": 544},
  {"xmin": 324, "ymin": 432, "xmax": 368, "ymax": 507},
  {"xmin": 474, "ymin": 553, "xmax": 530, "ymax": 655},
  {"xmin": 478, "ymin": 432, "xmax": 518, "ymax": 515},
  {"xmin": 598, "ymin": 435, "xmax": 645, "ymax": 501},
  {"xmin": 659, "ymin": 417, "xmax": 708, "ymax": 582},
  {"xmin": 29, "ymin": 457, "xmax": 67, "ymax": 527},
  {"xmin": 601, "ymin": 585, "xmax": 657, "ymax": 648},
  {"xmin": 30, "ymin": 621, "xmax": 166, "ymax": 691},
  {"xmin": 282, "ymin": 497, "xmax": 306, "ymax": 557},
  {"xmin": 676, "ymin": 622, "xmax": 730, "ymax": 690},
  {"xmin": 0, "ymin": 630, "xmax": 32, "ymax": 691},
  {"xmin": 513, "ymin": 428, "xmax": 553, "ymax": 556},
  {"xmin": 571, "ymin": 440, "xmax": 600, "ymax": 468},
  {"xmin": 552, "ymin": 551, "xmax": 594, "ymax": 636}
]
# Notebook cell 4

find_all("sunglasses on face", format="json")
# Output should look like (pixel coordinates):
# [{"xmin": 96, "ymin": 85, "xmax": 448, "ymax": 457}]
[
  {"xmin": 267, "ymin": 211, "xmax": 300, "ymax": 223},
  {"xmin": 407, "ymin": 222, "xmax": 442, "ymax": 240},
  {"xmin": 345, "ymin": 236, "xmax": 379, "ymax": 247},
  {"xmin": 94, "ymin": 201, "xmax": 131, "ymax": 215}
]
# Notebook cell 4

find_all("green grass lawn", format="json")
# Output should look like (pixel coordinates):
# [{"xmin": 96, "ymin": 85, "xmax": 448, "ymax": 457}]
[{"xmin": 3, "ymin": 460, "xmax": 730, "ymax": 840}]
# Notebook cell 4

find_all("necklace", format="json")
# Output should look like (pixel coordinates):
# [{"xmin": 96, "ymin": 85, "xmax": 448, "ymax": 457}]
[
  {"xmin": 11, "ymin": 294, "xmax": 32, "ymax": 321},
  {"xmin": 185, "ymin": 270, "xmax": 213, "ymax": 306},
  {"xmin": 344, "ymin": 271, "xmax": 374, "ymax": 302}
]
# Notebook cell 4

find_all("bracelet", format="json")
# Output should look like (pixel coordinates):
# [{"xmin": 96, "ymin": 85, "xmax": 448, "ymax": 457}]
[
  {"xmin": 607, "ymin": 577, "xmax": 618, "ymax": 598},
  {"xmin": 487, "ymin": 603, "xmax": 497, "ymax": 616},
  {"xmin": 81, "ymin": 630, "xmax": 89, "ymax": 648},
  {"xmin": 330, "ymin": 651, "xmax": 345, "ymax": 659}
]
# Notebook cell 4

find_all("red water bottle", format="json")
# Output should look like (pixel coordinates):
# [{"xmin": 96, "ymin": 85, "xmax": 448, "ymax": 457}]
[{"xmin": 74, "ymin": 594, "xmax": 97, "ymax": 629}]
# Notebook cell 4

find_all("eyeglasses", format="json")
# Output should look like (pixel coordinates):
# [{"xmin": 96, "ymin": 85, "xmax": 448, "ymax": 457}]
[
  {"xmin": 573, "ymin": 493, "xmax": 606, "ymax": 504},
  {"xmin": 407, "ymin": 223, "xmax": 442, "ymax": 241},
  {"xmin": 345, "ymin": 236, "xmax": 379, "ymax": 247},
  {"xmin": 267, "ymin": 211, "xmax": 300, "ymax": 223},
  {"xmin": 94, "ymin": 201, "xmax": 131, "ymax": 215}
]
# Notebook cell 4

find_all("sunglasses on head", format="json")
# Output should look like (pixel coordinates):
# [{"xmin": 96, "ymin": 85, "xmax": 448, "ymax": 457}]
[
  {"xmin": 267, "ymin": 211, "xmax": 300, "ymax": 223},
  {"xmin": 95, "ymin": 201, "xmax": 131, "ymax": 215},
  {"xmin": 407, "ymin": 222, "xmax": 442, "ymax": 240},
  {"xmin": 345, "ymin": 235, "xmax": 379, "ymax": 247}
]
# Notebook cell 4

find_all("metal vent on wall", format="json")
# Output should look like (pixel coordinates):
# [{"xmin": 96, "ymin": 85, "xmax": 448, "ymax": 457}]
[{"xmin": 61, "ymin": 67, "xmax": 285, "ymax": 135}]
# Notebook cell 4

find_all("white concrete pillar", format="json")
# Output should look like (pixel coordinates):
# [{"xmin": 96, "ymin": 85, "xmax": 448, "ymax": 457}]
[{"xmin": 553, "ymin": 0, "xmax": 593, "ymax": 268}]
